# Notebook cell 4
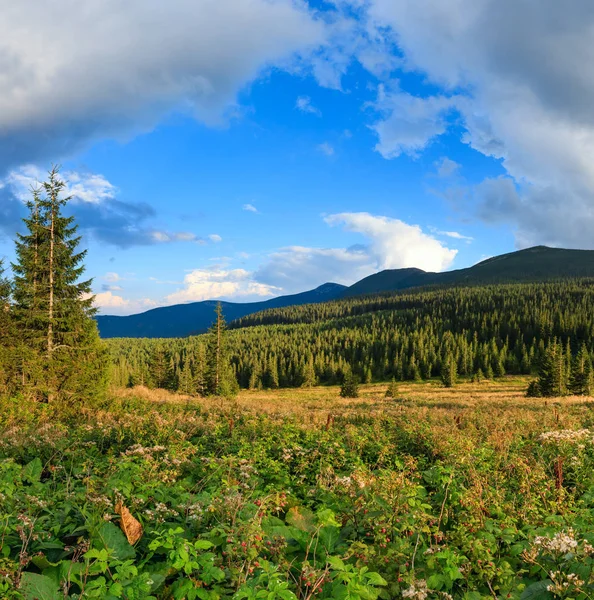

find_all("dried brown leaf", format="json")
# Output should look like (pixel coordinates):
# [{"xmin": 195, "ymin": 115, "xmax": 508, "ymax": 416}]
[{"xmin": 115, "ymin": 501, "xmax": 143, "ymax": 545}]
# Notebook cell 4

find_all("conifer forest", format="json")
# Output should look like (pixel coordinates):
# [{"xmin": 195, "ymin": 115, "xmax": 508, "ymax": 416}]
[{"xmin": 3, "ymin": 170, "xmax": 594, "ymax": 600}]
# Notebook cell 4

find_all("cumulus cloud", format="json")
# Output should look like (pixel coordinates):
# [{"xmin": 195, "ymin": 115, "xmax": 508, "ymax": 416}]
[
  {"xmin": 0, "ymin": 0, "xmax": 326, "ymax": 172},
  {"xmin": 166, "ymin": 268, "xmax": 280, "ymax": 304},
  {"xmin": 361, "ymin": 0, "xmax": 594, "ymax": 247},
  {"xmin": 0, "ymin": 165, "xmax": 215, "ymax": 248},
  {"xmin": 255, "ymin": 245, "xmax": 375, "ymax": 292},
  {"xmin": 243, "ymin": 203, "xmax": 259, "ymax": 213},
  {"xmin": 90, "ymin": 291, "xmax": 157, "ymax": 316},
  {"xmin": 296, "ymin": 96, "xmax": 321, "ymax": 116},
  {"xmin": 255, "ymin": 212, "xmax": 457, "ymax": 293}
]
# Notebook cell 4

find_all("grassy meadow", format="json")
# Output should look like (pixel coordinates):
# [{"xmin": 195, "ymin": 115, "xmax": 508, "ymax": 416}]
[{"xmin": 3, "ymin": 377, "xmax": 594, "ymax": 599}]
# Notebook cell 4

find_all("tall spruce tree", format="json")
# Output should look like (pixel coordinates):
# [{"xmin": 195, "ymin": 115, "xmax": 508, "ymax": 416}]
[
  {"xmin": 205, "ymin": 302, "xmax": 237, "ymax": 398},
  {"xmin": 569, "ymin": 344, "xmax": 592, "ymax": 396},
  {"xmin": 441, "ymin": 354, "xmax": 458, "ymax": 388},
  {"xmin": 12, "ymin": 167, "xmax": 107, "ymax": 402},
  {"xmin": 535, "ymin": 340, "xmax": 568, "ymax": 397}
]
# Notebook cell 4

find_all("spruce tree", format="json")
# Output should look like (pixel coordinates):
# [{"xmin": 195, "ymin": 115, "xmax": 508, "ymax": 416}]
[
  {"xmin": 340, "ymin": 369, "xmax": 359, "ymax": 398},
  {"xmin": 441, "ymin": 355, "xmax": 457, "ymax": 388},
  {"xmin": 12, "ymin": 167, "xmax": 107, "ymax": 402},
  {"xmin": 384, "ymin": 378, "xmax": 399, "ymax": 398},
  {"xmin": 536, "ymin": 340, "xmax": 568, "ymax": 397},
  {"xmin": 205, "ymin": 303, "xmax": 237, "ymax": 398},
  {"xmin": 569, "ymin": 344, "xmax": 592, "ymax": 396}
]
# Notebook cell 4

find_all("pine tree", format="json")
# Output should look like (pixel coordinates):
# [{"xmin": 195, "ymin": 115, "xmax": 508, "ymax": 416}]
[
  {"xmin": 205, "ymin": 303, "xmax": 237, "ymax": 398},
  {"xmin": 569, "ymin": 344, "xmax": 592, "ymax": 396},
  {"xmin": 12, "ymin": 167, "xmax": 107, "ymax": 402}
]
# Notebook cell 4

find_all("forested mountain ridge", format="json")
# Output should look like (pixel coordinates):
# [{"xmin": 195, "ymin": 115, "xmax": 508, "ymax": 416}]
[
  {"xmin": 108, "ymin": 279, "xmax": 594, "ymax": 392},
  {"xmin": 345, "ymin": 246, "xmax": 594, "ymax": 296},
  {"xmin": 96, "ymin": 282, "xmax": 346, "ymax": 338},
  {"xmin": 97, "ymin": 246, "xmax": 594, "ymax": 339}
]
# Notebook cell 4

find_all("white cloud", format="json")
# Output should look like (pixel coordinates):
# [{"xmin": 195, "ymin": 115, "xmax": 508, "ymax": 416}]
[
  {"xmin": 208, "ymin": 234, "xmax": 222, "ymax": 243},
  {"xmin": 89, "ymin": 291, "xmax": 157, "ymax": 315},
  {"xmin": 256, "ymin": 245, "xmax": 374, "ymax": 291},
  {"xmin": 166, "ymin": 268, "xmax": 279, "ymax": 304},
  {"xmin": 361, "ymin": 0, "xmax": 594, "ymax": 247},
  {"xmin": 371, "ymin": 85, "xmax": 457, "ymax": 159},
  {"xmin": 435, "ymin": 230, "xmax": 473, "ymax": 242},
  {"xmin": 5, "ymin": 165, "xmax": 117, "ymax": 204},
  {"xmin": 243, "ymin": 203, "xmax": 259, "ymax": 213},
  {"xmin": 296, "ymin": 95, "xmax": 321, "ymax": 116},
  {"xmin": 435, "ymin": 157, "xmax": 461, "ymax": 178},
  {"xmin": 103, "ymin": 272, "xmax": 122, "ymax": 283},
  {"xmin": 325, "ymin": 212, "xmax": 457, "ymax": 271},
  {"xmin": 0, "ymin": 0, "xmax": 326, "ymax": 171},
  {"xmin": 317, "ymin": 142, "xmax": 335, "ymax": 156},
  {"xmin": 0, "ymin": 165, "xmax": 209, "ymax": 247},
  {"xmin": 255, "ymin": 212, "xmax": 457, "ymax": 293}
]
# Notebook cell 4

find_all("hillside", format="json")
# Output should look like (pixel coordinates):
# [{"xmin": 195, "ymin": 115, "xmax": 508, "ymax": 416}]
[
  {"xmin": 345, "ymin": 246, "xmax": 594, "ymax": 296},
  {"xmin": 97, "ymin": 246, "xmax": 594, "ymax": 338},
  {"xmin": 96, "ymin": 282, "xmax": 346, "ymax": 338}
]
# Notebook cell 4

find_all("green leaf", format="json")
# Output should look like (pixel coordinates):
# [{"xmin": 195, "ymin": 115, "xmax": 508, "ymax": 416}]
[
  {"xmin": 31, "ymin": 554, "xmax": 61, "ymax": 570},
  {"xmin": 521, "ymin": 581, "xmax": 555, "ymax": 600},
  {"xmin": 364, "ymin": 571, "xmax": 387, "ymax": 586},
  {"xmin": 22, "ymin": 458, "xmax": 43, "ymax": 483},
  {"xmin": 19, "ymin": 572, "xmax": 61, "ymax": 600},
  {"xmin": 97, "ymin": 522, "xmax": 135, "ymax": 561},
  {"xmin": 194, "ymin": 539, "xmax": 214, "ymax": 550},
  {"xmin": 326, "ymin": 556, "xmax": 346, "ymax": 571}
]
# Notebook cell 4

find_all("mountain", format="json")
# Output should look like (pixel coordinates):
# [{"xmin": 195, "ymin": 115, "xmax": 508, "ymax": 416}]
[
  {"xmin": 345, "ymin": 246, "xmax": 594, "ymax": 296},
  {"xmin": 97, "ymin": 246, "xmax": 594, "ymax": 339},
  {"xmin": 96, "ymin": 282, "xmax": 347, "ymax": 338}
]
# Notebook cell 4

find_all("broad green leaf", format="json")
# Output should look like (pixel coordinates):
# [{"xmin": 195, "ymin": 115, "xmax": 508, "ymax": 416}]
[
  {"xmin": 521, "ymin": 581, "xmax": 555, "ymax": 600},
  {"xmin": 19, "ymin": 572, "xmax": 61, "ymax": 600},
  {"xmin": 97, "ymin": 522, "xmax": 136, "ymax": 561},
  {"xmin": 22, "ymin": 457, "xmax": 43, "ymax": 483},
  {"xmin": 364, "ymin": 571, "xmax": 387, "ymax": 586}
]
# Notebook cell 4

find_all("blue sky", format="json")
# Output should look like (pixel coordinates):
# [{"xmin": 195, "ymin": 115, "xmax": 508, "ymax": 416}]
[{"xmin": 1, "ymin": 0, "xmax": 592, "ymax": 314}]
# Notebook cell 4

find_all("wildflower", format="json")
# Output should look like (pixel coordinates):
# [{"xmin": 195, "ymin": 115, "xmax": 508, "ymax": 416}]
[
  {"xmin": 533, "ymin": 530, "xmax": 578, "ymax": 555},
  {"xmin": 402, "ymin": 579, "xmax": 429, "ymax": 599}
]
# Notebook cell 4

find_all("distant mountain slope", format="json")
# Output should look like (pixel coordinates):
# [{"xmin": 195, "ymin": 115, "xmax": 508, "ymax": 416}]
[
  {"xmin": 97, "ymin": 246, "xmax": 594, "ymax": 338},
  {"xmin": 96, "ymin": 283, "xmax": 346, "ymax": 338},
  {"xmin": 345, "ymin": 246, "xmax": 594, "ymax": 296}
]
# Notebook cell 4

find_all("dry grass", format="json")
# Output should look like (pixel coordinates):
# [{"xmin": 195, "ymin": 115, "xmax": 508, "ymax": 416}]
[{"xmin": 114, "ymin": 377, "xmax": 594, "ymax": 440}]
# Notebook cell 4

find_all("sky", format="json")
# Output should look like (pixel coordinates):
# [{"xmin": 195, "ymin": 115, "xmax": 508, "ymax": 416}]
[{"xmin": 1, "ymin": 0, "xmax": 594, "ymax": 315}]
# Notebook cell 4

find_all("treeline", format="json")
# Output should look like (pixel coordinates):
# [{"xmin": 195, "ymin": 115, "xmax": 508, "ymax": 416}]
[
  {"xmin": 0, "ymin": 168, "xmax": 107, "ymax": 402},
  {"xmin": 107, "ymin": 280, "xmax": 594, "ymax": 395}
]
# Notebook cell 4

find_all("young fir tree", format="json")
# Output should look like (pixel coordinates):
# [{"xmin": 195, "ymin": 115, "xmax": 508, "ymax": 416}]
[
  {"xmin": 205, "ymin": 302, "xmax": 237, "ymax": 398},
  {"xmin": 12, "ymin": 167, "xmax": 107, "ymax": 402},
  {"xmin": 535, "ymin": 340, "xmax": 568, "ymax": 397},
  {"xmin": 441, "ymin": 355, "xmax": 458, "ymax": 388},
  {"xmin": 384, "ymin": 378, "xmax": 399, "ymax": 398},
  {"xmin": 340, "ymin": 369, "xmax": 359, "ymax": 398},
  {"xmin": 569, "ymin": 344, "xmax": 592, "ymax": 396}
]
